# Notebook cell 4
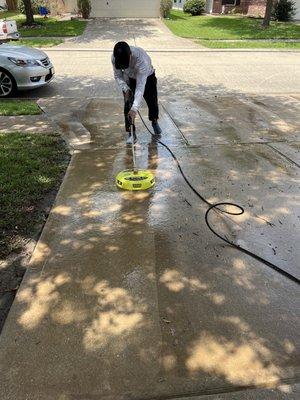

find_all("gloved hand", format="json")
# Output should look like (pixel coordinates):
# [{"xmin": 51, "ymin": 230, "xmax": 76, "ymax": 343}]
[{"xmin": 128, "ymin": 109, "xmax": 136, "ymax": 124}]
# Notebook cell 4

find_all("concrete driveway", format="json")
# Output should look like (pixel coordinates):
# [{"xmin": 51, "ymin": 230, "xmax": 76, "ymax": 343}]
[
  {"xmin": 1, "ymin": 18, "xmax": 300, "ymax": 400},
  {"xmin": 1, "ymin": 93, "xmax": 299, "ymax": 399},
  {"xmin": 56, "ymin": 18, "xmax": 201, "ymax": 50}
]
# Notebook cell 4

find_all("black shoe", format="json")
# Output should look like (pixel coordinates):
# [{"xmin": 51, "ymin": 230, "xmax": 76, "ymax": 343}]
[{"xmin": 152, "ymin": 121, "xmax": 162, "ymax": 136}]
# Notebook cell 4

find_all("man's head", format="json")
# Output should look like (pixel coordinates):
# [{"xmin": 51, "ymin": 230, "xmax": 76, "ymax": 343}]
[{"xmin": 113, "ymin": 41, "xmax": 131, "ymax": 70}]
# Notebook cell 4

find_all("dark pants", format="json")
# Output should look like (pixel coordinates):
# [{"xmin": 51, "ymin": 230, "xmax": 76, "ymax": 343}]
[{"xmin": 124, "ymin": 72, "xmax": 159, "ymax": 133}]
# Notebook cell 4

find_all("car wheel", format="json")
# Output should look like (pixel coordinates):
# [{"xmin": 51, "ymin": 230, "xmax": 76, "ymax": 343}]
[{"xmin": 0, "ymin": 70, "xmax": 16, "ymax": 97}]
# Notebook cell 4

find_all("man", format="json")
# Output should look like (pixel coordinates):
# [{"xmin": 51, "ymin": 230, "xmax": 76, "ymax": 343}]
[{"xmin": 112, "ymin": 41, "xmax": 162, "ymax": 144}]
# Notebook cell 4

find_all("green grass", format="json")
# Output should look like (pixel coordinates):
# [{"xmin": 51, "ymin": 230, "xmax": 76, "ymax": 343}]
[
  {"xmin": 165, "ymin": 10, "xmax": 300, "ymax": 40},
  {"xmin": 0, "ymin": 132, "xmax": 69, "ymax": 256},
  {"xmin": 0, "ymin": 11, "xmax": 87, "ymax": 37},
  {"xmin": 199, "ymin": 40, "xmax": 300, "ymax": 49},
  {"xmin": 11, "ymin": 38, "xmax": 63, "ymax": 47},
  {"xmin": 0, "ymin": 100, "xmax": 42, "ymax": 116},
  {"xmin": 0, "ymin": 11, "xmax": 22, "ymax": 20}
]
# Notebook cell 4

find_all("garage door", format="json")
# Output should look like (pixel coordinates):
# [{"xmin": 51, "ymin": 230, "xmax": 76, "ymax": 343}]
[{"xmin": 90, "ymin": 0, "xmax": 160, "ymax": 17}]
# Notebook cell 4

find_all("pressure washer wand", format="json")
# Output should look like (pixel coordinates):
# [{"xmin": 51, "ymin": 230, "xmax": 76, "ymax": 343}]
[{"xmin": 130, "ymin": 122, "xmax": 137, "ymax": 173}]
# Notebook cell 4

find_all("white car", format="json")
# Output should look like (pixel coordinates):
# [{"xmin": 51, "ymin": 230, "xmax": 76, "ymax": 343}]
[{"xmin": 0, "ymin": 43, "xmax": 55, "ymax": 97}]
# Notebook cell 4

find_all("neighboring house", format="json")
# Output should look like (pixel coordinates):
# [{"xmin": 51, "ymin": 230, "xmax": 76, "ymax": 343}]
[
  {"xmin": 212, "ymin": 0, "xmax": 267, "ymax": 16},
  {"xmin": 57, "ymin": 0, "xmax": 161, "ymax": 17},
  {"xmin": 173, "ymin": 0, "xmax": 300, "ymax": 18},
  {"xmin": 173, "ymin": 0, "xmax": 185, "ymax": 9}
]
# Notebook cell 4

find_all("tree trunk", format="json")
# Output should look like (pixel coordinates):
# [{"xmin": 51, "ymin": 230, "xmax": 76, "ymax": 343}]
[
  {"xmin": 6, "ymin": 0, "xmax": 18, "ymax": 11},
  {"xmin": 22, "ymin": 0, "xmax": 35, "ymax": 25},
  {"xmin": 262, "ymin": 0, "xmax": 273, "ymax": 27}
]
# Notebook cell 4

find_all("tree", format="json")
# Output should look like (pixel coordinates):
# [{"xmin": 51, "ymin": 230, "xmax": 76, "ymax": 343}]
[
  {"xmin": 6, "ymin": 0, "xmax": 18, "ymax": 11},
  {"xmin": 273, "ymin": 0, "xmax": 296, "ymax": 22},
  {"xmin": 77, "ymin": 0, "xmax": 91, "ymax": 19},
  {"xmin": 22, "ymin": 0, "xmax": 35, "ymax": 25},
  {"xmin": 262, "ymin": 0, "xmax": 273, "ymax": 27},
  {"xmin": 160, "ymin": 0, "xmax": 173, "ymax": 18}
]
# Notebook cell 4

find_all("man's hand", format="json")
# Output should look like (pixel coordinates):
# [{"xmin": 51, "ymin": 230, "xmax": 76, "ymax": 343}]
[
  {"xmin": 128, "ymin": 109, "xmax": 137, "ymax": 124},
  {"xmin": 124, "ymin": 89, "xmax": 132, "ymax": 102}
]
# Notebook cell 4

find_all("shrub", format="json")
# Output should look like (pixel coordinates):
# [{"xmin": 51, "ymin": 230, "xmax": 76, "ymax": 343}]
[
  {"xmin": 273, "ymin": 0, "xmax": 296, "ymax": 22},
  {"xmin": 183, "ymin": 0, "xmax": 205, "ymax": 16},
  {"xmin": 160, "ymin": 0, "xmax": 173, "ymax": 18},
  {"xmin": 77, "ymin": 0, "xmax": 91, "ymax": 19},
  {"xmin": 18, "ymin": 0, "xmax": 47, "ymax": 15}
]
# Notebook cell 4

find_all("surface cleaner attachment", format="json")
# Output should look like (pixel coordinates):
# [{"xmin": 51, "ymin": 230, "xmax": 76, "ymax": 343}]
[{"xmin": 116, "ymin": 124, "xmax": 155, "ymax": 191}]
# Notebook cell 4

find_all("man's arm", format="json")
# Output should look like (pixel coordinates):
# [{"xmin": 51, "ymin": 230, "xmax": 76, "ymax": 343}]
[
  {"xmin": 112, "ymin": 57, "xmax": 130, "ymax": 93},
  {"xmin": 130, "ymin": 55, "xmax": 149, "ymax": 113}
]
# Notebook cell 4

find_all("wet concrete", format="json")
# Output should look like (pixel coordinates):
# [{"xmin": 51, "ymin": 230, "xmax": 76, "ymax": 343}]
[
  {"xmin": 0, "ymin": 114, "xmax": 55, "ymax": 134},
  {"xmin": 174, "ymin": 144, "xmax": 300, "ymax": 280},
  {"xmin": 162, "ymin": 95, "xmax": 300, "ymax": 146},
  {"xmin": 39, "ymin": 97, "xmax": 185, "ymax": 150},
  {"xmin": 38, "ymin": 98, "xmax": 92, "ymax": 150},
  {"xmin": 0, "ymin": 97, "xmax": 299, "ymax": 399},
  {"xmin": 179, "ymin": 384, "xmax": 300, "ymax": 399},
  {"xmin": 269, "ymin": 142, "xmax": 300, "ymax": 167}
]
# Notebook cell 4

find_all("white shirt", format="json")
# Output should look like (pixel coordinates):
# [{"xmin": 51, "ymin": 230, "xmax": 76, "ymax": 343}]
[{"xmin": 112, "ymin": 46, "xmax": 154, "ymax": 113}]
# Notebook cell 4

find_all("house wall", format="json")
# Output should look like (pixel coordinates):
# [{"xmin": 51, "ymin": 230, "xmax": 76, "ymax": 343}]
[
  {"xmin": 173, "ymin": 0, "xmax": 185, "ymax": 9},
  {"xmin": 212, "ymin": 0, "xmax": 266, "ymax": 16},
  {"xmin": 64, "ymin": 0, "xmax": 77, "ymax": 13},
  {"xmin": 212, "ymin": 1, "xmax": 247, "ymax": 14},
  {"xmin": 247, "ymin": 0, "xmax": 266, "ymax": 16},
  {"xmin": 294, "ymin": 0, "xmax": 300, "ymax": 19},
  {"xmin": 50, "ymin": 0, "xmax": 77, "ymax": 14}
]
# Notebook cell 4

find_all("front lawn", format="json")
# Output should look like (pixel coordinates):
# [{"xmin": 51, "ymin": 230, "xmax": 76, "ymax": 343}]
[
  {"xmin": 199, "ymin": 40, "xmax": 300, "ymax": 49},
  {"xmin": 0, "ymin": 11, "xmax": 86, "ymax": 37},
  {"xmin": 0, "ymin": 132, "xmax": 69, "ymax": 257},
  {"xmin": 165, "ymin": 10, "xmax": 300, "ymax": 40},
  {"xmin": 0, "ymin": 100, "xmax": 42, "ymax": 116}
]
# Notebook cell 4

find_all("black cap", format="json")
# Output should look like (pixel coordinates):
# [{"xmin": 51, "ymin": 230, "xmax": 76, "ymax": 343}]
[{"xmin": 113, "ymin": 41, "xmax": 131, "ymax": 70}]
